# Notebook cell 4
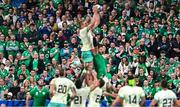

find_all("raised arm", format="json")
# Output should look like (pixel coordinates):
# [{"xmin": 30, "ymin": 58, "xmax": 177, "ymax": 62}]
[
  {"xmin": 87, "ymin": 5, "xmax": 100, "ymax": 30},
  {"xmin": 91, "ymin": 13, "xmax": 100, "ymax": 30},
  {"xmin": 89, "ymin": 71, "xmax": 99, "ymax": 91}
]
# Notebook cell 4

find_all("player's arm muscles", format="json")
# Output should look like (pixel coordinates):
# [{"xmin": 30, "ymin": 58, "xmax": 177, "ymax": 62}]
[
  {"xmin": 70, "ymin": 86, "xmax": 77, "ymax": 100},
  {"xmin": 87, "ymin": 13, "xmax": 100, "ymax": 30},
  {"xmin": 150, "ymin": 99, "xmax": 158, "ymax": 107},
  {"xmin": 91, "ymin": 14, "xmax": 100, "ymax": 30},
  {"xmin": 111, "ymin": 96, "xmax": 123, "ymax": 107},
  {"xmin": 140, "ymin": 96, "xmax": 146, "ymax": 107},
  {"xmin": 174, "ymin": 99, "xmax": 180, "ymax": 107},
  {"xmin": 103, "ymin": 92, "xmax": 117, "ymax": 99},
  {"xmin": 89, "ymin": 71, "xmax": 99, "ymax": 91},
  {"xmin": 26, "ymin": 92, "xmax": 31, "ymax": 107},
  {"xmin": 49, "ymin": 79, "xmax": 56, "ymax": 98},
  {"xmin": 103, "ymin": 84, "xmax": 117, "ymax": 99}
]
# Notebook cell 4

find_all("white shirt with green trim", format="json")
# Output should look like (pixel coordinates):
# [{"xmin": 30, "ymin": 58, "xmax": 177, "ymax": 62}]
[
  {"xmin": 118, "ymin": 85, "xmax": 145, "ymax": 107},
  {"xmin": 50, "ymin": 77, "xmax": 76, "ymax": 104},
  {"xmin": 70, "ymin": 87, "xmax": 91, "ymax": 107},
  {"xmin": 88, "ymin": 87, "xmax": 103, "ymax": 107},
  {"xmin": 79, "ymin": 27, "xmax": 93, "ymax": 51},
  {"xmin": 154, "ymin": 89, "xmax": 177, "ymax": 107}
]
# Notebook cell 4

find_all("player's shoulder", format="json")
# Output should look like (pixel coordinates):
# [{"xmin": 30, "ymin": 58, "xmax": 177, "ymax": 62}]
[
  {"xmin": 155, "ymin": 89, "xmax": 165, "ymax": 96},
  {"xmin": 64, "ymin": 77, "xmax": 75, "ymax": 85},
  {"xmin": 166, "ymin": 89, "xmax": 176, "ymax": 95},
  {"xmin": 134, "ymin": 86, "xmax": 144, "ymax": 90},
  {"xmin": 80, "ymin": 27, "xmax": 88, "ymax": 33},
  {"xmin": 50, "ymin": 78, "xmax": 57, "ymax": 84},
  {"xmin": 80, "ymin": 87, "xmax": 91, "ymax": 93},
  {"xmin": 122, "ymin": 85, "xmax": 130, "ymax": 88},
  {"xmin": 120, "ymin": 85, "xmax": 131, "ymax": 91}
]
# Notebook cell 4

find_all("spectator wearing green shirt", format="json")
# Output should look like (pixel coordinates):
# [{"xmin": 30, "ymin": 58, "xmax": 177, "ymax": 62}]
[
  {"xmin": 26, "ymin": 79, "xmax": 50, "ymax": 107},
  {"xmin": 19, "ymin": 37, "xmax": 29, "ymax": 53},
  {"xmin": 0, "ymin": 34, "xmax": 5, "ymax": 54},
  {"xmin": 26, "ymin": 70, "xmax": 39, "ymax": 82},
  {"xmin": 0, "ymin": 63, "xmax": 8, "ymax": 79},
  {"xmin": 157, "ymin": 69, "xmax": 171, "ymax": 82},
  {"xmin": 46, "ymin": 63, "xmax": 56, "ymax": 78},
  {"xmin": 137, "ymin": 68, "xmax": 147, "ymax": 86},
  {"xmin": 50, "ymin": 42, "xmax": 60, "ymax": 62},
  {"xmin": 169, "ymin": 73, "xmax": 180, "ymax": 87},
  {"xmin": 143, "ymin": 80, "xmax": 153, "ymax": 100},
  {"xmin": 17, "ymin": 64, "xmax": 30, "ymax": 78},
  {"xmin": 108, "ymin": 42, "xmax": 118, "ymax": 57},
  {"xmin": 39, "ymin": 43, "xmax": 50, "ymax": 65},
  {"xmin": 0, "ymin": 78, "xmax": 9, "ymax": 100},
  {"xmin": 6, "ymin": 35, "xmax": 19, "ymax": 57},
  {"xmin": 32, "ymin": 52, "xmax": 38, "ymax": 72},
  {"xmin": 20, "ymin": 45, "xmax": 34, "ymax": 68},
  {"xmin": 147, "ymin": 75, "xmax": 155, "ymax": 88}
]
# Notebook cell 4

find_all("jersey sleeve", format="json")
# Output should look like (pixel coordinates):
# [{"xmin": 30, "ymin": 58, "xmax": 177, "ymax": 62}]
[
  {"xmin": 118, "ymin": 88, "xmax": 124, "ymax": 99},
  {"xmin": 154, "ymin": 93, "xmax": 159, "ymax": 101},
  {"xmin": 172, "ymin": 91, "xmax": 177, "ymax": 101},
  {"xmin": 70, "ymin": 80, "xmax": 76, "ymax": 91}
]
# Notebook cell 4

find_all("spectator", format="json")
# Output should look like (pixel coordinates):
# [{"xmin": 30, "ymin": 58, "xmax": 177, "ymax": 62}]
[
  {"xmin": 60, "ymin": 41, "xmax": 72, "ymax": 60},
  {"xmin": 17, "ymin": 64, "xmax": 30, "ymax": 78},
  {"xmin": 20, "ymin": 45, "xmax": 34, "ymax": 68},
  {"xmin": 6, "ymin": 35, "xmax": 19, "ymax": 57},
  {"xmin": 8, "ymin": 80, "xmax": 20, "ymax": 99},
  {"xmin": 17, "ymin": 86, "xmax": 26, "ymax": 100}
]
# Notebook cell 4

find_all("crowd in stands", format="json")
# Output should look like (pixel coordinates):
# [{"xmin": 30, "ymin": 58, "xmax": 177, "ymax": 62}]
[{"xmin": 0, "ymin": 0, "xmax": 179, "ymax": 104}]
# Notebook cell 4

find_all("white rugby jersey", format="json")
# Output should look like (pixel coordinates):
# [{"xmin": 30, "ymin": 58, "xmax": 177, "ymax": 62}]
[
  {"xmin": 50, "ymin": 77, "xmax": 75, "ymax": 104},
  {"xmin": 88, "ymin": 87, "xmax": 103, "ymax": 107},
  {"xmin": 70, "ymin": 87, "xmax": 91, "ymax": 107},
  {"xmin": 154, "ymin": 89, "xmax": 177, "ymax": 107},
  {"xmin": 118, "ymin": 85, "xmax": 145, "ymax": 107}
]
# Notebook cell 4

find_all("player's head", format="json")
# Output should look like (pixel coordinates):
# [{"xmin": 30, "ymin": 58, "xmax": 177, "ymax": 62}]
[
  {"xmin": 98, "ymin": 78, "xmax": 105, "ymax": 88},
  {"xmin": 160, "ymin": 80, "xmax": 168, "ymax": 89},
  {"xmin": 93, "ymin": 5, "xmax": 101, "ymax": 13},
  {"xmin": 75, "ymin": 78, "xmax": 83, "ymax": 89},
  {"xmin": 59, "ymin": 69, "xmax": 65, "ymax": 77},
  {"xmin": 127, "ymin": 70, "xmax": 136, "ymax": 86}
]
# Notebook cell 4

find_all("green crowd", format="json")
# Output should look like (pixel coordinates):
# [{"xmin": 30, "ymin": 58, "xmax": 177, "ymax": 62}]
[{"xmin": 0, "ymin": 0, "xmax": 179, "ymax": 106}]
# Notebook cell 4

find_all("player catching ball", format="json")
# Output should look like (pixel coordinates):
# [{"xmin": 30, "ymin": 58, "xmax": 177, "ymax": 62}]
[{"xmin": 79, "ymin": 5, "xmax": 101, "ymax": 64}]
